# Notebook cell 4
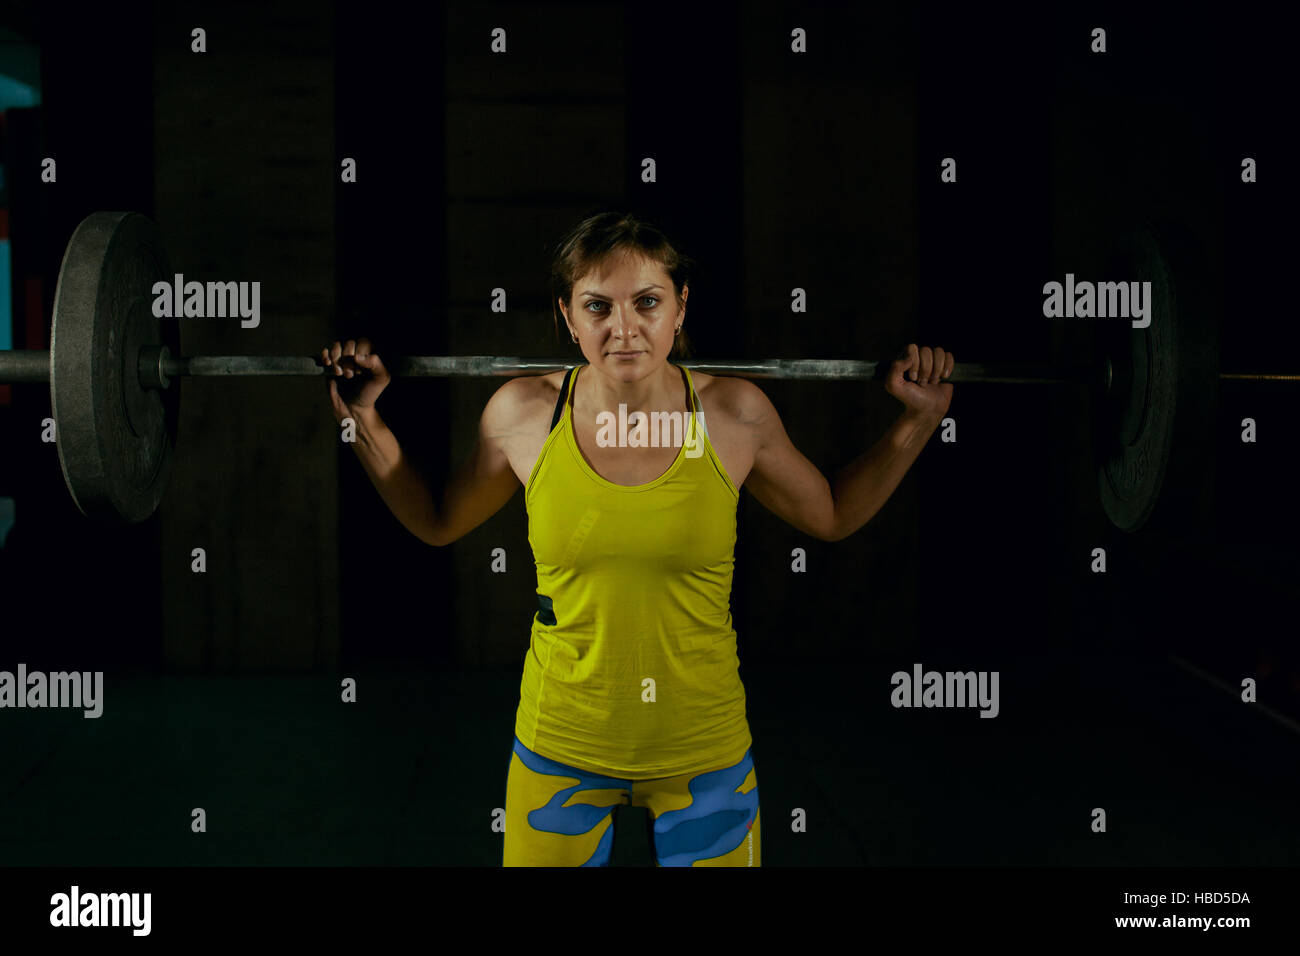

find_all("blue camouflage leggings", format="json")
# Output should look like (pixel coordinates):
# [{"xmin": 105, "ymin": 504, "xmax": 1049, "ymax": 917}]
[{"xmin": 503, "ymin": 736, "xmax": 760, "ymax": 866}]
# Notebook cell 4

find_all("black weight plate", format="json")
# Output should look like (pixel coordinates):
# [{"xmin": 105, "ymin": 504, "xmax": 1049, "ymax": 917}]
[
  {"xmin": 1093, "ymin": 224, "xmax": 1178, "ymax": 532},
  {"xmin": 50, "ymin": 212, "xmax": 176, "ymax": 523},
  {"xmin": 1092, "ymin": 220, "xmax": 1217, "ymax": 535}
]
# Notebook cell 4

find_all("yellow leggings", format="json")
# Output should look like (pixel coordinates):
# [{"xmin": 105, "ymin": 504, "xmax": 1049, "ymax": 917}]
[{"xmin": 503, "ymin": 737, "xmax": 760, "ymax": 866}]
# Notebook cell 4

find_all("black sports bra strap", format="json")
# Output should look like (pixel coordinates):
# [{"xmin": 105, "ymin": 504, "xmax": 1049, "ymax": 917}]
[
  {"xmin": 677, "ymin": 365, "xmax": 696, "ymax": 414},
  {"xmin": 550, "ymin": 366, "xmax": 575, "ymax": 431}
]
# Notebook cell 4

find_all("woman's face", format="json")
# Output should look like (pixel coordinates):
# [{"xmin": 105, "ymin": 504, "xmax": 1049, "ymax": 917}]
[{"xmin": 560, "ymin": 251, "xmax": 687, "ymax": 378}]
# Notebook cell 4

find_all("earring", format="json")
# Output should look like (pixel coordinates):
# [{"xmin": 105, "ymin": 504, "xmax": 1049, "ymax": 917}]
[{"xmin": 674, "ymin": 327, "xmax": 681, "ymax": 335}]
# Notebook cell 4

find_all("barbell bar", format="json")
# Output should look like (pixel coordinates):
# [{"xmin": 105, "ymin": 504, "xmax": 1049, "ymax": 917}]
[
  {"xmin": 2, "ymin": 351, "xmax": 1295, "ymax": 386},
  {"xmin": 0, "ymin": 211, "xmax": 1293, "ymax": 528},
  {"xmin": 0, "ymin": 349, "xmax": 1085, "ymax": 386}
]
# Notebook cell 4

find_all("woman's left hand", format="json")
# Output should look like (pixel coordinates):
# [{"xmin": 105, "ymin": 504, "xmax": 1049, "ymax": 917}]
[{"xmin": 885, "ymin": 343, "xmax": 954, "ymax": 419}]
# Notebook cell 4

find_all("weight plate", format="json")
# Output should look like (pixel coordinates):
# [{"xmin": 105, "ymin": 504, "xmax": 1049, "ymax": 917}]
[
  {"xmin": 1091, "ymin": 224, "xmax": 1178, "ymax": 532},
  {"xmin": 50, "ymin": 212, "xmax": 176, "ymax": 523},
  {"xmin": 1086, "ymin": 226, "xmax": 1180, "ymax": 538},
  {"xmin": 1090, "ymin": 218, "xmax": 1218, "ymax": 537}
]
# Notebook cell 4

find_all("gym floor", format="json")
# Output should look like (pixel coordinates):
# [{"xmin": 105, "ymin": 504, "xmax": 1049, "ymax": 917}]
[{"xmin": 2, "ymin": 646, "xmax": 1295, "ymax": 867}]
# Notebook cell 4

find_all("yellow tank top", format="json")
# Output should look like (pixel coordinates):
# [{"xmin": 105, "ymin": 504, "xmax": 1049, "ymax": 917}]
[{"xmin": 515, "ymin": 363, "xmax": 751, "ymax": 779}]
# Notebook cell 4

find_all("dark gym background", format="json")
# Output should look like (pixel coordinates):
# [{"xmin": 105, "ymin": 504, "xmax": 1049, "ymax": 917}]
[{"xmin": 0, "ymin": 2, "xmax": 1296, "ymax": 866}]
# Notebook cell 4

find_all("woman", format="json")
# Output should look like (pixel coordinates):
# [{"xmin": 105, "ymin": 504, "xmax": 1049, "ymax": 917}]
[{"xmin": 321, "ymin": 212, "xmax": 954, "ymax": 866}]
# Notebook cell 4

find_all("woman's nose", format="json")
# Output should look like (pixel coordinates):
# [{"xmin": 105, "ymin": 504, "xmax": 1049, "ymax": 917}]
[{"xmin": 611, "ymin": 305, "xmax": 636, "ymax": 337}]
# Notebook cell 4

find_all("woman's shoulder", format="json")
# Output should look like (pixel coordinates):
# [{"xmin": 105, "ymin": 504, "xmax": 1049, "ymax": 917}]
[
  {"xmin": 484, "ymin": 369, "xmax": 570, "ymax": 431},
  {"xmin": 685, "ymin": 368, "xmax": 770, "ymax": 423}
]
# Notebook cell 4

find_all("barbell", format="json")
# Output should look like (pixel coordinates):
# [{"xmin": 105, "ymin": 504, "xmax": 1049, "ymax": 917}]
[
  {"xmin": 0, "ymin": 353, "xmax": 1088, "ymax": 385},
  {"xmin": 0, "ymin": 211, "xmax": 1291, "ymax": 528}
]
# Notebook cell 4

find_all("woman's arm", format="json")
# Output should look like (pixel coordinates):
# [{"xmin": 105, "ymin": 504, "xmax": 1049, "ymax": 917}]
[
  {"xmin": 421, "ymin": 379, "xmax": 530, "ymax": 545},
  {"xmin": 344, "ymin": 399, "xmax": 520, "ymax": 546},
  {"xmin": 743, "ymin": 344, "xmax": 953, "ymax": 542}
]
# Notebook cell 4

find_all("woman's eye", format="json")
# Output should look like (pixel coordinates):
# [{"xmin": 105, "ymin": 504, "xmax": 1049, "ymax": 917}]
[{"xmin": 585, "ymin": 296, "xmax": 658, "ymax": 313}]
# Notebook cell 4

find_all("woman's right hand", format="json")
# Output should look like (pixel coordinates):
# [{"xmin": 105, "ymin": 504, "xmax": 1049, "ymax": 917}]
[{"xmin": 321, "ymin": 338, "xmax": 390, "ymax": 422}]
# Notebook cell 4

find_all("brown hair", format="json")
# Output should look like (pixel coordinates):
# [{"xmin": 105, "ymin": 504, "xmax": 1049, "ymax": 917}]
[{"xmin": 549, "ymin": 211, "xmax": 696, "ymax": 359}]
